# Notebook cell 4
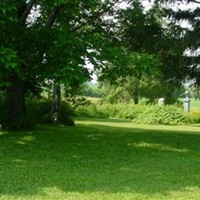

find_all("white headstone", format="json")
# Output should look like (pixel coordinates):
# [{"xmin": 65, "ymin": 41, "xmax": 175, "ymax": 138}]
[{"xmin": 158, "ymin": 98, "xmax": 165, "ymax": 106}]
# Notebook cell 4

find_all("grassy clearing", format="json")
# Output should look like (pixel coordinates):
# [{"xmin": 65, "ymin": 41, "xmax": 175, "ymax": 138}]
[
  {"xmin": 190, "ymin": 99, "xmax": 200, "ymax": 111},
  {"xmin": 1, "ymin": 118, "xmax": 200, "ymax": 200}
]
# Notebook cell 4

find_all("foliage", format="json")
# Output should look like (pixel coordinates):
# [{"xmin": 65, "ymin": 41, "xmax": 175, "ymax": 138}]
[
  {"xmin": 57, "ymin": 103, "xmax": 74, "ymax": 126},
  {"xmin": 74, "ymin": 100, "xmax": 200, "ymax": 125},
  {"xmin": 101, "ymin": 85, "xmax": 133, "ymax": 104},
  {"xmin": 191, "ymin": 86, "xmax": 200, "ymax": 100},
  {"xmin": 75, "ymin": 103, "xmax": 109, "ymax": 118},
  {"xmin": 2, "ymin": 0, "xmax": 200, "ymax": 130},
  {"xmin": 101, "ymin": 75, "xmax": 172, "ymax": 104},
  {"xmin": 75, "ymin": 99, "xmax": 198, "ymax": 125},
  {"xmin": 99, "ymin": 0, "xmax": 200, "ymax": 104},
  {"xmin": 1, "ymin": 0, "xmax": 125, "ymax": 130},
  {"xmin": 133, "ymin": 105, "xmax": 190, "ymax": 125},
  {"xmin": 3, "ymin": 116, "xmax": 36, "ymax": 131},
  {"xmin": 75, "ymin": 101, "xmax": 148, "ymax": 119},
  {"xmin": 66, "ymin": 96, "xmax": 91, "ymax": 109},
  {"xmin": 189, "ymin": 111, "xmax": 200, "ymax": 124},
  {"xmin": 105, "ymin": 103, "xmax": 147, "ymax": 119},
  {"xmin": 99, "ymin": 1, "xmax": 181, "ymax": 104},
  {"xmin": 26, "ymin": 97, "xmax": 74, "ymax": 126},
  {"xmin": 0, "ymin": 47, "xmax": 20, "ymax": 86},
  {"xmin": 160, "ymin": 0, "xmax": 200, "ymax": 84},
  {"xmin": 78, "ymin": 83, "xmax": 105, "ymax": 98}
]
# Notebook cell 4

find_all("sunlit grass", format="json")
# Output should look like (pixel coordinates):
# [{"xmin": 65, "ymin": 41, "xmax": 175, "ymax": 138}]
[
  {"xmin": 189, "ymin": 98, "xmax": 200, "ymax": 111},
  {"xmin": 1, "ymin": 118, "xmax": 200, "ymax": 200}
]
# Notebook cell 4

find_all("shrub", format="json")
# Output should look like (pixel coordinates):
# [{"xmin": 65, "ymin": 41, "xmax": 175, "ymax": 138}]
[
  {"xmin": 57, "ymin": 103, "xmax": 74, "ymax": 126},
  {"xmin": 0, "ymin": 95, "xmax": 75, "ymax": 130},
  {"xmin": 26, "ymin": 97, "xmax": 74, "ymax": 126},
  {"xmin": 133, "ymin": 105, "xmax": 190, "ymax": 125},
  {"xmin": 3, "ymin": 116, "xmax": 36, "ymax": 131},
  {"xmin": 189, "ymin": 111, "xmax": 200, "ymax": 124},
  {"xmin": 100, "ymin": 103, "xmax": 147, "ymax": 119},
  {"xmin": 75, "ymin": 104, "xmax": 109, "ymax": 118},
  {"xmin": 36, "ymin": 99, "xmax": 53, "ymax": 123},
  {"xmin": 74, "ymin": 102, "xmax": 147, "ymax": 120}
]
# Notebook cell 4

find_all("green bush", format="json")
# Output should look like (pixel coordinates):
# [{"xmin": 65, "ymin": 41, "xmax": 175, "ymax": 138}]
[
  {"xmin": 3, "ymin": 116, "xmax": 36, "ymax": 131},
  {"xmin": 74, "ymin": 102, "xmax": 147, "ymax": 120},
  {"xmin": 0, "ymin": 95, "xmax": 75, "ymax": 130},
  {"xmin": 133, "ymin": 105, "xmax": 190, "ymax": 125},
  {"xmin": 36, "ymin": 99, "xmax": 54, "ymax": 123},
  {"xmin": 26, "ymin": 97, "xmax": 74, "ymax": 126},
  {"xmin": 189, "ymin": 111, "xmax": 200, "ymax": 124},
  {"xmin": 75, "ymin": 101, "xmax": 200, "ymax": 125},
  {"xmin": 100, "ymin": 103, "xmax": 146, "ymax": 119},
  {"xmin": 75, "ymin": 104, "xmax": 109, "ymax": 118},
  {"xmin": 57, "ymin": 103, "xmax": 74, "ymax": 126},
  {"xmin": 26, "ymin": 96, "xmax": 41, "ymax": 123}
]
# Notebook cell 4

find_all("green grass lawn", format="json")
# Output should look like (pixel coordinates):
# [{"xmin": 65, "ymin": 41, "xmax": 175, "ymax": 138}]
[
  {"xmin": 1, "ymin": 118, "xmax": 200, "ymax": 200},
  {"xmin": 190, "ymin": 98, "xmax": 200, "ymax": 111}
]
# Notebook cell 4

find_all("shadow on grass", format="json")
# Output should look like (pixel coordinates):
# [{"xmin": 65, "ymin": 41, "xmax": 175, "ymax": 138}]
[{"xmin": 1, "ymin": 119, "xmax": 200, "ymax": 197}]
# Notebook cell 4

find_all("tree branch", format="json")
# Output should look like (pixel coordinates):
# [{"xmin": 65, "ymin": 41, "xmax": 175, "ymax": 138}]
[
  {"xmin": 19, "ymin": 0, "xmax": 35, "ymax": 26},
  {"xmin": 71, "ymin": 0, "xmax": 124, "ymax": 32},
  {"xmin": 45, "ymin": 5, "xmax": 63, "ymax": 28}
]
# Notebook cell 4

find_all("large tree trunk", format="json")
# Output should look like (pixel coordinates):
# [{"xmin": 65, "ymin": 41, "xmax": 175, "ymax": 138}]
[{"xmin": 5, "ymin": 74, "xmax": 26, "ymax": 130}]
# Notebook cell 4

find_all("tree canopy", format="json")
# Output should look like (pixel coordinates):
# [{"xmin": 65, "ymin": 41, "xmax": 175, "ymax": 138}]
[
  {"xmin": 97, "ymin": 0, "xmax": 200, "ymax": 103},
  {"xmin": 0, "ymin": 0, "xmax": 126, "ymax": 129}
]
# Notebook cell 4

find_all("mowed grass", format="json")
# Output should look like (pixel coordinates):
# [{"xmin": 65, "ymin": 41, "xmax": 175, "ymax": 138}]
[
  {"xmin": 190, "ymin": 98, "xmax": 200, "ymax": 111},
  {"xmin": 1, "ymin": 118, "xmax": 200, "ymax": 200}
]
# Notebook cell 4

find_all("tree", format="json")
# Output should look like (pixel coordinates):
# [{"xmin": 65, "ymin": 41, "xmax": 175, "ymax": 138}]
[
  {"xmin": 0, "ymin": 0, "xmax": 126, "ymax": 130},
  {"xmin": 98, "ymin": 1, "xmax": 164, "ymax": 103},
  {"xmin": 99, "ymin": 0, "xmax": 200, "ymax": 103},
  {"xmin": 100, "ymin": 54, "xmax": 162, "ymax": 104},
  {"xmin": 155, "ymin": 0, "xmax": 200, "ymax": 84}
]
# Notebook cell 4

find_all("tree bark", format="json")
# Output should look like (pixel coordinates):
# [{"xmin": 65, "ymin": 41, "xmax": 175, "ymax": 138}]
[
  {"xmin": 5, "ymin": 73, "xmax": 26, "ymax": 129},
  {"xmin": 19, "ymin": 0, "xmax": 35, "ymax": 26}
]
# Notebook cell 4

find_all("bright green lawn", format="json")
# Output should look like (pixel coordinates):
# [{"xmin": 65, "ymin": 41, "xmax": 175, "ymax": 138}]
[
  {"xmin": 1, "ymin": 118, "xmax": 200, "ymax": 200},
  {"xmin": 190, "ymin": 98, "xmax": 200, "ymax": 111}
]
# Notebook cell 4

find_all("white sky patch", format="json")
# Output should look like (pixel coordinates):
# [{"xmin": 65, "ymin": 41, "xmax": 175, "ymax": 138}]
[
  {"xmin": 26, "ymin": 4, "xmax": 41, "ymax": 25},
  {"xmin": 84, "ymin": 55, "xmax": 98, "ymax": 83},
  {"xmin": 184, "ymin": 48, "xmax": 200, "ymax": 56}
]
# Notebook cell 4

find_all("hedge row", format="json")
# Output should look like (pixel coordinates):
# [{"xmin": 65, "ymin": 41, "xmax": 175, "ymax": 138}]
[{"xmin": 75, "ymin": 103, "xmax": 200, "ymax": 125}]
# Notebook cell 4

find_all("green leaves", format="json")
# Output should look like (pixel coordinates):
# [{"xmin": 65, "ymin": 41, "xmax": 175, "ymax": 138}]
[
  {"xmin": 99, "ymin": 51, "xmax": 161, "ymax": 83},
  {"xmin": 0, "ymin": 1, "xmax": 18, "ymax": 24},
  {"xmin": 134, "ymin": 105, "xmax": 190, "ymax": 125},
  {"xmin": 0, "ymin": 47, "xmax": 19, "ymax": 69},
  {"xmin": 0, "ymin": 47, "xmax": 21, "ymax": 86}
]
